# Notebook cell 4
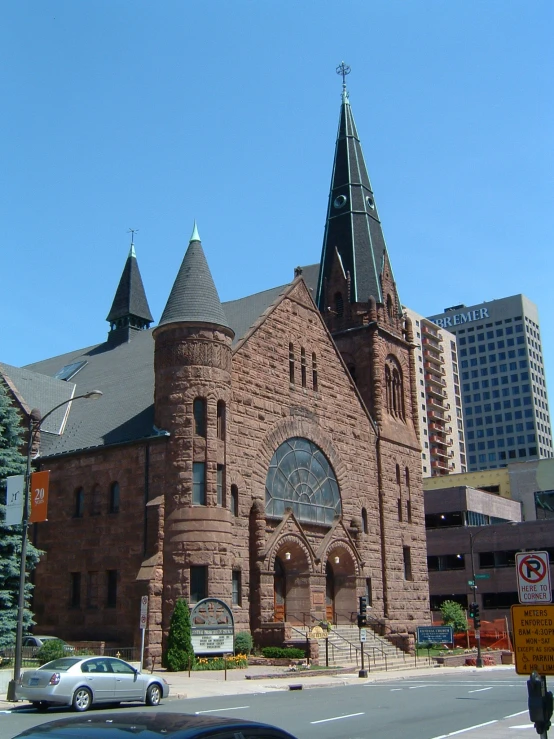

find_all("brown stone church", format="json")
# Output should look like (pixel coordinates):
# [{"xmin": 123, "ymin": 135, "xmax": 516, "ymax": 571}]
[{"xmin": 1, "ymin": 79, "xmax": 429, "ymax": 662}]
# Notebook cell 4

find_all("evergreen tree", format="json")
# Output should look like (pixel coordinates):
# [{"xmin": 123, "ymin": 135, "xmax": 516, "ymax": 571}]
[
  {"xmin": 0, "ymin": 380, "xmax": 42, "ymax": 650},
  {"xmin": 439, "ymin": 599, "xmax": 468, "ymax": 633},
  {"xmin": 164, "ymin": 598, "xmax": 195, "ymax": 671}
]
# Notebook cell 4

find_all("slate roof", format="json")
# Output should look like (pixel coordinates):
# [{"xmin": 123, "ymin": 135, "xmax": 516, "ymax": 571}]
[
  {"xmin": 316, "ymin": 89, "xmax": 393, "ymax": 308},
  {"xmin": 22, "ymin": 277, "xmax": 300, "ymax": 457},
  {"xmin": 106, "ymin": 245, "xmax": 154, "ymax": 324},
  {"xmin": 159, "ymin": 233, "xmax": 231, "ymax": 331}
]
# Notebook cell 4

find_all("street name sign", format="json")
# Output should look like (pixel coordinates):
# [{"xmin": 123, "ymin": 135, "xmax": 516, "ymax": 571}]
[
  {"xmin": 475, "ymin": 574, "xmax": 490, "ymax": 580},
  {"xmin": 416, "ymin": 626, "xmax": 453, "ymax": 644},
  {"xmin": 511, "ymin": 604, "xmax": 554, "ymax": 675},
  {"xmin": 515, "ymin": 551, "xmax": 552, "ymax": 604}
]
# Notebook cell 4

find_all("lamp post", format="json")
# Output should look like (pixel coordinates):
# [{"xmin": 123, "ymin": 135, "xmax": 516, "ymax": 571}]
[
  {"xmin": 468, "ymin": 520, "xmax": 518, "ymax": 669},
  {"xmin": 6, "ymin": 390, "xmax": 102, "ymax": 701}
]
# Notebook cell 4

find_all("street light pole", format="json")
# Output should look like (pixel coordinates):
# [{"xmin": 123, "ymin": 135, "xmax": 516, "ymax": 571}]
[
  {"xmin": 6, "ymin": 390, "xmax": 102, "ymax": 701},
  {"xmin": 468, "ymin": 528, "xmax": 485, "ymax": 668}
]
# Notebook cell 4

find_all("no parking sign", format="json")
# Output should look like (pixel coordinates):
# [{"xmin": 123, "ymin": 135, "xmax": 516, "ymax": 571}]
[{"xmin": 515, "ymin": 551, "xmax": 552, "ymax": 604}]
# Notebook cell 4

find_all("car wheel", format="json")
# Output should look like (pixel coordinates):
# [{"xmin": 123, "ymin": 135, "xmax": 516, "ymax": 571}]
[
  {"xmin": 72, "ymin": 687, "xmax": 92, "ymax": 712},
  {"xmin": 145, "ymin": 683, "xmax": 162, "ymax": 706}
]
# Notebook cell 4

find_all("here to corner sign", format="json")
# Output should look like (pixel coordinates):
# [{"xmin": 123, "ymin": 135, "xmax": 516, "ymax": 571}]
[{"xmin": 515, "ymin": 551, "xmax": 552, "ymax": 604}]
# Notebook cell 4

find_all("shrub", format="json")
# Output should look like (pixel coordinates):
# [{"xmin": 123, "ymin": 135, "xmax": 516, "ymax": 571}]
[
  {"xmin": 36, "ymin": 639, "xmax": 67, "ymax": 665},
  {"xmin": 261, "ymin": 646, "xmax": 306, "ymax": 659},
  {"xmin": 439, "ymin": 600, "xmax": 468, "ymax": 633},
  {"xmin": 164, "ymin": 598, "xmax": 195, "ymax": 672},
  {"xmin": 234, "ymin": 631, "xmax": 253, "ymax": 655}
]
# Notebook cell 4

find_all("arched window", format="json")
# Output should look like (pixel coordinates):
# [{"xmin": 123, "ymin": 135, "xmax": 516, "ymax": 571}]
[
  {"xmin": 301, "ymin": 347, "xmax": 307, "ymax": 388},
  {"xmin": 335, "ymin": 292, "xmax": 344, "ymax": 318},
  {"xmin": 109, "ymin": 482, "xmax": 120, "ymax": 514},
  {"xmin": 385, "ymin": 356, "xmax": 405, "ymax": 421},
  {"xmin": 265, "ymin": 437, "xmax": 341, "ymax": 525},
  {"xmin": 362, "ymin": 507, "xmax": 368, "ymax": 534},
  {"xmin": 193, "ymin": 398, "xmax": 206, "ymax": 437},
  {"xmin": 74, "ymin": 488, "xmax": 84, "ymax": 518},
  {"xmin": 289, "ymin": 343, "xmax": 295, "ymax": 384},
  {"xmin": 396, "ymin": 464, "xmax": 402, "ymax": 522},
  {"xmin": 312, "ymin": 353, "xmax": 318, "ymax": 392},
  {"xmin": 230, "ymin": 485, "xmax": 239, "ymax": 517},
  {"xmin": 217, "ymin": 401, "xmax": 226, "ymax": 441}
]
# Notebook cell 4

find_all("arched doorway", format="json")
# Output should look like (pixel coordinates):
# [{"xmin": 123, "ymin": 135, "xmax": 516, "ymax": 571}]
[
  {"xmin": 274, "ymin": 556, "xmax": 286, "ymax": 622},
  {"xmin": 325, "ymin": 561, "xmax": 335, "ymax": 623}
]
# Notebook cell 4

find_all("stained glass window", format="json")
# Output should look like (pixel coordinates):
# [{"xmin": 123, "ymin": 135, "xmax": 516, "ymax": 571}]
[{"xmin": 265, "ymin": 437, "xmax": 341, "ymax": 525}]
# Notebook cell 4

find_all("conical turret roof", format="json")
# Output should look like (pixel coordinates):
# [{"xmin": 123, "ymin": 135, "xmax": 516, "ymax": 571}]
[
  {"xmin": 316, "ymin": 80, "xmax": 395, "ymax": 309},
  {"xmin": 106, "ymin": 244, "xmax": 153, "ymax": 325},
  {"xmin": 158, "ymin": 224, "xmax": 231, "ymax": 330}
]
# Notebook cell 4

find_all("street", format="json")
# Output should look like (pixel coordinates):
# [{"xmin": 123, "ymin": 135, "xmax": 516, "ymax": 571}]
[{"xmin": 0, "ymin": 671, "xmax": 533, "ymax": 739}]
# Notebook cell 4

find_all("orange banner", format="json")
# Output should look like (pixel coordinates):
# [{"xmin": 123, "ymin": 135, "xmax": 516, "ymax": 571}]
[{"xmin": 29, "ymin": 470, "xmax": 50, "ymax": 523}]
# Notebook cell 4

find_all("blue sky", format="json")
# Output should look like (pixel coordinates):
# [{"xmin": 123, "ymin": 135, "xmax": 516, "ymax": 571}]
[{"xmin": 3, "ymin": 2, "xmax": 553, "ymax": 399}]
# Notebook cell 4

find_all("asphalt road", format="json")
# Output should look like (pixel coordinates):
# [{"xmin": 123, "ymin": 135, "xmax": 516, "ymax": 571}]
[{"xmin": 1, "ymin": 671, "xmax": 532, "ymax": 739}]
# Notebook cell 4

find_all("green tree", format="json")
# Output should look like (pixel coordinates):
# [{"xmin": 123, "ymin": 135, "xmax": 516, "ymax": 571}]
[
  {"xmin": 439, "ymin": 599, "xmax": 468, "ymax": 633},
  {"xmin": 164, "ymin": 598, "xmax": 195, "ymax": 671},
  {"xmin": 0, "ymin": 380, "xmax": 42, "ymax": 650}
]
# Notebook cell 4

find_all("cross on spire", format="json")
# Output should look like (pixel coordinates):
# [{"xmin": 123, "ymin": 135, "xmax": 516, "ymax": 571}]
[{"xmin": 336, "ymin": 61, "xmax": 351, "ymax": 99}]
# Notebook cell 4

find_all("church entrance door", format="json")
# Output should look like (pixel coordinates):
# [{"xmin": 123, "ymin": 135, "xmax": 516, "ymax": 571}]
[
  {"xmin": 274, "ymin": 556, "xmax": 286, "ymax": 622},
  {"xmin": 325, "ymin": 561, "xmax": 335, "ymax": 623}
]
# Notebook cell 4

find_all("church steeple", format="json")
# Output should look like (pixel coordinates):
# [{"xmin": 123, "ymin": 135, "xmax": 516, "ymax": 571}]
[
  {"xmin": 106, "ymin": 236, "xmax": 153, "ymax": 345},
  {"xmin": 316, "ymin": 63, "xmax": 399, "ymax": 315}
]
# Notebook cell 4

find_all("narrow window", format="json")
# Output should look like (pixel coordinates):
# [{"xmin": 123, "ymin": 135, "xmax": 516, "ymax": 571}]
[
  {"xmin": 109, "ymin": 482, "xmax": 120, "ymax": 514},
  {"xmin": 312, "ymin": 353, "xmax": 318, "ymax": 391},
  {"xmin": 193, "ymin": 462, "xmax": 206, "ymax": 505},
  {"xmin": 193, "ymin": 398, "xmax": 206, "ymax": 437},
  {"xmin": 405, "ymin": 467, "xmax": 412, "ymax": 523},
  {"xmin": 301, "ymin": 347, "xmax": 307, "ymax": 388},
  {"xmin": 335, "ymin": 292, "xmax": 344, "ymax": 318},
  {"xmin": 362, "ymin": 508, "xmax": 368, "ymax": 534},
  {"xmin": 232, "ymin": 570, "xmax": 242, "ymax": 606},
  {"xmin": 106, "ymin": 570, "xmax": 118, "ymax": 607},
  {"xmin": 366, "ymin": 577, "xmax": 373, "ymax": 607},
  {"xmin": 90, "ymin": 484, "xmax": 101, "ymax": 516},
  {"xmin": 397, "ymin": 498, "xmax": 403, "ymax": 522},
  {"xmin": 348, "ymin": 364, "xmax": 357, "ymax": 384},
  {"xmin": 217, "ymin": 464, "xmax": 225, "ymax": 506},
  {"xmin": 230, "ymin": 484, "xmax": 239, "ymax": 517},
  {"xmin": 289, "ymin": 343, "xmax": 295, "ymax": 384},
  {"xmin": 190, "ymin": 565, "xmax": 208, "ymax": 603},
  {"xmin": 403, "ymin": 547, "xmax": 413, "ymax": 581},
  {"xmin": 74, "ymin": 487, "xmax": 84, "ymax": 518},
  {"xmin": 387, "ymin": 294, "xmax": 394, "ymax": 319},
  {"xmin": 87, "ymin": 571, "xmax": 98, "ymax": 609},
  {"xmin": 217, "ymin": 401, "xmax": 226, "ymax": 441},
  {"xmin": 70, "ymin": 572, "xmax": 81, "ymax": 608}
]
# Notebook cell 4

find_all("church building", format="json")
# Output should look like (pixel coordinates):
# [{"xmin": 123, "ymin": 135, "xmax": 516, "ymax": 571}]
[{"xmin": 1, "ymin": 74, "xmax": 429, "ymax": 662}]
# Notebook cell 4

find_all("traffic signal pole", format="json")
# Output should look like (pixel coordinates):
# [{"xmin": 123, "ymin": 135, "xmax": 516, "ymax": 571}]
[{"xmin": 358, "ymin": 596, "xmax": 368, "ymax": 678}]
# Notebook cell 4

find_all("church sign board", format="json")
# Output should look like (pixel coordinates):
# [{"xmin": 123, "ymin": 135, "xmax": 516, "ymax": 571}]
[{"xmin": 190, "ymin": 598, "xmax": 234, "ymax": 655}]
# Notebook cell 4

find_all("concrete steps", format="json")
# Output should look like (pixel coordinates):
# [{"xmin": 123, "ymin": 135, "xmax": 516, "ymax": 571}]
[{"xmin": 324, "ymin": 624, "xmax": 414, "ymax": 672}]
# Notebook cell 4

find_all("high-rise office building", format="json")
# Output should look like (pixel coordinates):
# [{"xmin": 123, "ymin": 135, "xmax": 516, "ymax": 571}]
[
  {"xmin": 404, "ymin": 307, "xmax": 466, "ymax": 477},
  {"xmin": 428, "ymin": 295, "xmax": 553, "ymax": 472}
]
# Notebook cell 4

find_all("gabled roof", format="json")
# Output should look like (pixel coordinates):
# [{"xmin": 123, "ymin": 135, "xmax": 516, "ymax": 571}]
[
  {"xmin": 106, "ymin": 244, "xmax": 153, "ymax": 324},
  {"xmin": 158, "ymin": 226, "xmax": 231, "ymax": 331},
  {"xmin": 316, "ymin": 86, "xmax": 393, "ymax": 308}
]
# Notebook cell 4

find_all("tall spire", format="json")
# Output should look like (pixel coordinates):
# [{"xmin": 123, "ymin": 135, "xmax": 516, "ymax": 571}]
[
  {"xmin": 316, "ymin": 64, "xmax": 393, "ymax": 311},
  {"xmin": 106, "ymin": 233, "xmax": 153, "ymax": 343},
  {"xmin": 158, "ymin": 224, "xmax": 232, "ymax": 331}
]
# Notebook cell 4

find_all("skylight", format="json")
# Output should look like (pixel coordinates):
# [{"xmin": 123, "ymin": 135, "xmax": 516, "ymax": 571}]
[{"xmin": 54, "ymin": 360, "xmax": 87, "ymax": 381}]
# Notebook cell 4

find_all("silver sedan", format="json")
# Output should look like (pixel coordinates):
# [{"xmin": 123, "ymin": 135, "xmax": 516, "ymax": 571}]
[{"xmin": 16, "ymin": 656, "xmax": 169, "ymax": 712}]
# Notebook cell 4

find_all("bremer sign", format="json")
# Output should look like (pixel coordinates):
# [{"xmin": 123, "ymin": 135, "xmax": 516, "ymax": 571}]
[
  {"xmin": 516, "ymin": 551, "xmax": 552, "ymax": 604},
  {"xmin": 432, "ymin": 308, "xmax": 489, "ymax": 329}
]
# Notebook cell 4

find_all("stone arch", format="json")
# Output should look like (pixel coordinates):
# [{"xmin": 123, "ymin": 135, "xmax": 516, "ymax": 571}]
[
  {"xmin": 266, "ymin": 533, "xmax": 315, "ymax": 574},
  {"xmin": 384, "ymin": 354, "xmax": 405, "ymax": 421},
  {"xmin": 267, "ymin": 533, "xmax": 314, "ymax": 626},
  {"xmin": 322, "ymin": 539, "xmax": 360, "ymax": 624}
]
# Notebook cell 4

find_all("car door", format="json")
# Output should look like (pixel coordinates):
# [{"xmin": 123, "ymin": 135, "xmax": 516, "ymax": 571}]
[
  {"xmin": 81, "ymin": 658, "xmax": 116, "ymax": 703},
  {"xmin": 108, "ymin": 658, "xmax": 143, "ymax": 701}
]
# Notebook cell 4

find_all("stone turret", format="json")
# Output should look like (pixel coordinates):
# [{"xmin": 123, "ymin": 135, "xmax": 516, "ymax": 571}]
[{"xmin": 153, "ymin": 223, "xmax": 235, "ymax": 621}]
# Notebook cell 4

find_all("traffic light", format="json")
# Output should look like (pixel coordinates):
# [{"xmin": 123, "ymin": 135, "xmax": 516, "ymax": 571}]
[
  {"xmin": 468, "ymin": 602, "xmax": 477, "ymax": 618},
  {"xmin": 357, "ymin": 600, "xmax": 368, "ymax": 627},
  {"xmin": 473, "ymin": 603, "xmax": 481, "ymax": 629},
  {"xmin": 528, "ymin": 672, "xmax": 553, "ymax": 735}
]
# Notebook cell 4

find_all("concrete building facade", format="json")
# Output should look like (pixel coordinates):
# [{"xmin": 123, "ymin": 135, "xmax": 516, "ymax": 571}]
[
  {"xmin": 404, "ymin": 307, "xmax": 465, "ymax": 478},
  {"xmin": 428, "ymin": 295, "xmax": 553, "ymax": 472}
]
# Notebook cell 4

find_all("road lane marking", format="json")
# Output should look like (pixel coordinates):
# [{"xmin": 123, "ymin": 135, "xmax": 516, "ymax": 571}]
[
  {"xmin": 505, "ymin": 711, "xmax": 528, "ymax": 718},
  {"xmin": 509, "ymin": 724, "xmax": 534, "ymax": 729},
  {"xmin": 409, "ymin": 685, "xmax": 429, "ymax": 689},
  {"xmin": 428, "ymin": 720, "xmax": 498, "ymax": 738},
  {"xmin": 468, "ymin": 687, "xmax": 493, "ymax": 693},
  {"xmin": 391, "ymin": 688, "xmax": 402, "ymax": 691},
  {"xmin": 195, "ymin": 706, "xmax": 250, "ymax": 714},
  {"xmin": 311, "ymin": 712, "xmax": 365, "ymax": 724}
]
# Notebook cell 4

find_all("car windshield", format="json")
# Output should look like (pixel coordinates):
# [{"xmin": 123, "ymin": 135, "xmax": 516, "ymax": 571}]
[{"xmin": 38, "ymin": 658, "xmax": 81, "ymax": 671}]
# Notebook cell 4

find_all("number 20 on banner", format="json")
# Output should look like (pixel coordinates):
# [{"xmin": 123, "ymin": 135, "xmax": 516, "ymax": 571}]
[{"xmin": 29, "ymin": 471, "xmax": 50, "ymax": 523}]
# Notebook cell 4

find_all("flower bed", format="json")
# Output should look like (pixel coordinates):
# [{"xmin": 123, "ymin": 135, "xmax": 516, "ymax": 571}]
[{"xmin": 194, "ymin": 654, "xmax": 249, "ymax": 671}]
